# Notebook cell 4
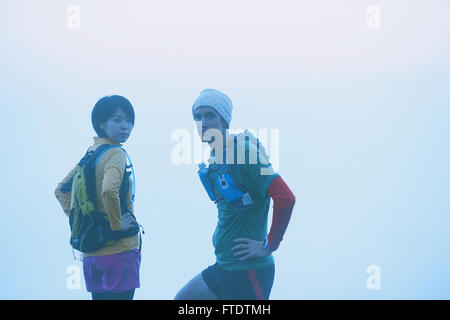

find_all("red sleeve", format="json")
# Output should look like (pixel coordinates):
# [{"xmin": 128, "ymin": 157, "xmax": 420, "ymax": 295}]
[{"xmin": 266, "ymin": 176, "xmax": 296, "ymax": 251}]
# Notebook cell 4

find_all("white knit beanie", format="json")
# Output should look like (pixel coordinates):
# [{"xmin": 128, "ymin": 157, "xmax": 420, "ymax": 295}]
[{"xmin": 192, "ymin": 88, "xmax": 233, "ymax": 128}]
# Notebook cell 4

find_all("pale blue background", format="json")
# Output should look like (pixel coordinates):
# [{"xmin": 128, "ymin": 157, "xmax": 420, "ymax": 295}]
[{"xmin": 1, "ymin": 0, "xmax": 449, "ymax": 299}]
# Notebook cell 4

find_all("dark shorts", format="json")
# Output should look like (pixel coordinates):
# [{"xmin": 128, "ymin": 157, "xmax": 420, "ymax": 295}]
[
  {"xmin": 83, "ymin": 249, "xmax": 141, "ymax": 293},
  {"xmin": 202, "ymin": 263, "xmax": 275, "ymax": 300}
]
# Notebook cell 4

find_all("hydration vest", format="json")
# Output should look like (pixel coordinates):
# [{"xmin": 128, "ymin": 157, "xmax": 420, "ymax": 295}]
[
  {"xmin": 197, "ymin": 130, "xmax": 273, "ymax": 212},
  {"xmin": 62, "ymin": 144, "xmax": 139, "ymax": 253},
  {"xmin": 198, "ymin": 162, "xmax": 255, "ymax": 212}
]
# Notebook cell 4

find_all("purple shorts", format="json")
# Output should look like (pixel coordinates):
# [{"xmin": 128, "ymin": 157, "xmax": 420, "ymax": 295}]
[{"xmin": 83, "ymin": 249, "xmax": 141, "ymax": 293}]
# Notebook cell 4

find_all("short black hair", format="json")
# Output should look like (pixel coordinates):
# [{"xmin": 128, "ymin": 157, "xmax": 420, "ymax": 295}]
[{"xmin": 91, "ymin": 95, "xmax": 135, "ymax": 138}]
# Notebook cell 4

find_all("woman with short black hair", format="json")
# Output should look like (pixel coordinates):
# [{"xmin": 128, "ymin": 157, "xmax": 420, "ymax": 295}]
[{"xmin": 55, "ymin": 95, "xmax": 142, "ymax": 300}]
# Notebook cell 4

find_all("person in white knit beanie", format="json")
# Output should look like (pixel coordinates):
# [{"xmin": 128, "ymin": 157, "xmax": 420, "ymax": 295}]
[{"xmin": 175, "ymin": 88, "xmax": 296, "ymax": 300}]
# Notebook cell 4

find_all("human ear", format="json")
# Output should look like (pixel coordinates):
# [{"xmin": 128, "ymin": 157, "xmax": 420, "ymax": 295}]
[{"xmin": 222, "ymin": 119, "xmax": 229, "ymax": 130}]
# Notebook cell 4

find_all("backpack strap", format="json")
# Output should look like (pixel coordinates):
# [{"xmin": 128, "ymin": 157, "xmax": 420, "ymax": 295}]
[
  {"xmin": 93, "ymin": 144, "xmax": 121, "ymax": 166},
  {"xmin": 124, "ymin": 151, "xmax": 135, "ymax": 205}
]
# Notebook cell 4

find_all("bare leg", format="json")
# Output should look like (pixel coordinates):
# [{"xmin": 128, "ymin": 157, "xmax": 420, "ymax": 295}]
[{"xmin": 174, "ymin": 272, "xmax": 219, "ymax": 300}]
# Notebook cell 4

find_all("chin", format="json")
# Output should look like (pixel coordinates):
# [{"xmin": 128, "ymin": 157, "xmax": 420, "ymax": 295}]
[
  {"xmin": 201, "ymin": 136, "xmax": 213, "ymax": 143},
  {"xmin": 115, "ymin": 138, "xmax": 127, "ymax": 144}
]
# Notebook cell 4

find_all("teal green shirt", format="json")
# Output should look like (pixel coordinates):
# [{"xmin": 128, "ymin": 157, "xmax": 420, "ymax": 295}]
[{"xmin": 208, "ymin": 134, "xmax": 279, "ymax": 271}]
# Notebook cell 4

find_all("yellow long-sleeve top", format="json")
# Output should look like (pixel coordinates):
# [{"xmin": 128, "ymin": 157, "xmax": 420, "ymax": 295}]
[{"xmin": 55, "ymin": 137, "xmax": 139, "ymax": 257}]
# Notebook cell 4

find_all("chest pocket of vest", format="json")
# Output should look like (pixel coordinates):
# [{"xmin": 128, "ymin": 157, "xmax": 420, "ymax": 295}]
[{"xmin": 211, "ymin": 164, "xmax": 255, "ymax": 213}]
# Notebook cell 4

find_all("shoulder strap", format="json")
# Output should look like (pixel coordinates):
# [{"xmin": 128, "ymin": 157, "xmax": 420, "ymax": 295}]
[
  {"xmin": 124, "ymin": 151, "xmax": 136, "ymax": 204},
  {"xmin": 216, "ymin": 163, "xmax": 231, "ymax": 175},
  {"xmin": 93, "ymin": 144, "xmax": 123, "ymax": 166}
]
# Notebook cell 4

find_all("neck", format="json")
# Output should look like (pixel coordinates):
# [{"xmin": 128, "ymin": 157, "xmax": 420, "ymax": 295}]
[{"xmin": 95, "ymin": 136, "xmax": 122, "ymax": 146}]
